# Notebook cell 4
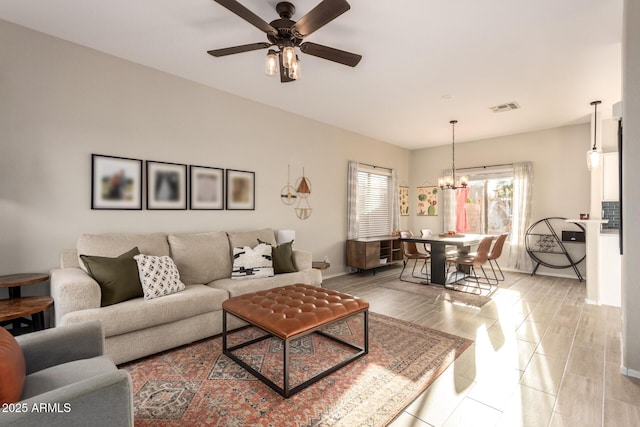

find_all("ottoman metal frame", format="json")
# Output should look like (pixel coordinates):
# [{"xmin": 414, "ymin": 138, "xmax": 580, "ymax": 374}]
[{"xmin": 222, "ymin": 307, "xmax": 368, "ymax": 398}]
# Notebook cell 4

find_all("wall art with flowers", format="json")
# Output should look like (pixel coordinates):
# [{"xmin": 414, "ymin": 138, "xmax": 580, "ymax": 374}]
[
  {"xmin": 399, "ymin": 186, "xmax": 409, "ymax": 216},
  {"xmin": 417, "ymin": 186, "xmax": 438, "ymax": 216}
]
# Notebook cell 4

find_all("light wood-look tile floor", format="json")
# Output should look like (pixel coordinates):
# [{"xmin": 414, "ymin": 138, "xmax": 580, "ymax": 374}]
[{"xmin": 323, "ymin": 266, "xmax": 639, "ymax": 427}]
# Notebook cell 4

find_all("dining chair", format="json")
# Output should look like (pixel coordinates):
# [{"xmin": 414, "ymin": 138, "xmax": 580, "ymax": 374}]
[
  {"xmin": 488, "ymin": 233, "xmax": 508, "ymax": 282},
  {"xmin": 399, "ymin": 230, "xmax": 430, "ymax": 282},
  {"xmin": 420, "ymin": 229, "xmax": 433, "ymax": 252},
  {"xmin": 445, "ymin": 235, "xmax": 495, "ymax": 291}
]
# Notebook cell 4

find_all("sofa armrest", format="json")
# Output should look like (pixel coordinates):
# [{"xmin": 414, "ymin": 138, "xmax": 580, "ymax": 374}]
[
  {"xmin": 0, "ymin": 370, "xmax": 133, "ymax": 427},
  {"xmin": 292, "ymin": 249, "xmax": 312, "ymax": 271},
  {"xmin": 50, "ymin": 267, "xmax": 101, "ymax": 326},
  {"xmin": 16, "ymin": 321, "xmax": 104, "ymax": 375}
]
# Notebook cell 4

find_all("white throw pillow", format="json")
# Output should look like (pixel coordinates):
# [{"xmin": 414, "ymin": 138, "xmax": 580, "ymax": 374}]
[
  {"xmin": 134, "ymin": 254, "xmax": 185, "ymax": 300},
  {"xmin": 231, "ymin": 243, "xmax": 274, "ymax": 280}
]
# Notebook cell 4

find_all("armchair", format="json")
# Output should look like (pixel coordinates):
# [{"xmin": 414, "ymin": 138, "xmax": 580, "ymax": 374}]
[{"xmin": 0, "ymin": 321, "xmax": 133, "ymax": 427}]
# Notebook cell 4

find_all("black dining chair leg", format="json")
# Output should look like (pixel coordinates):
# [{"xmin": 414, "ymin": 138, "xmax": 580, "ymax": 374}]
[
  {"xmin": 419, "ymin": 260, "xmax": 430, "ymax": 279},
  {"xmin": 411, "ymin": 259, "xmax": 429, "ymax": 279},
  {"xmin": 400, "ymin": 258, "xmax": 429, "ymax": 283},
  {"xmin": 399, "ymin": 259, "xmax": 409, "ymax": 281},
  {"xmin": 489, "ymin": 259, "xmax": 505, "ymax": 282}
]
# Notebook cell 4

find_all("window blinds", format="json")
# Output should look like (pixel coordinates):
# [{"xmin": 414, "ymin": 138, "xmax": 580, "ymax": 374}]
[{"xmin": 357, "ymin": 170, "xmax": 391, "ymax": 238}]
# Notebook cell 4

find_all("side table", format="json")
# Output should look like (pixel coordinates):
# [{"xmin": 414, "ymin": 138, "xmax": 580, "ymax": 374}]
[
  {"xmin": 312, "ymin": 261, "xmax": 330, "ymax": 270},
  {"xmin": 0, "ymin": 273, "xmax": 51, "ymax": 335}
]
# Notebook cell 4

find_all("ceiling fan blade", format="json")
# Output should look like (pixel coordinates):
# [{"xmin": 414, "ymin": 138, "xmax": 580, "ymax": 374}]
[
  {"xmin": 300, "ymin": 42, "xmax": 362, "ymax": 67},
  {"xmin": 279, "ymin": 51, "xmax": 295, "ymax": 83},
  {"xmin": 214, "ymin": 0, "xmax": 278, "ymax": 36},
  {"xmin": 207, "ymin": 42, "xmax": 271, "ymax": 57},
  {"xmin": 291, "ymin": 0, "xmax": 351, "ymax": 38}
]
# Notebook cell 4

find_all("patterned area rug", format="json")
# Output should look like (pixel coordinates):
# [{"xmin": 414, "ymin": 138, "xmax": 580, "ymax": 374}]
[{"xmin": 122, "ymin": 313, "xmax": 472, "ymax": 426}]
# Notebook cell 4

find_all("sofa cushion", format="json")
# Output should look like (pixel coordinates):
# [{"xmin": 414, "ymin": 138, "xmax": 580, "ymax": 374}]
[
  {"xmin": 60, "ymin": 285, "xmax": 228, "ymax": 337},
  {"xmin": 211, "ymin": 270, "xmax": 323, "ymax": 297},
  {"xmin": 231, "ymin": 243, "xmax": 274, "ymax": 280},
  {"xmin": 259, "ymin": 239, "xmax": 297, "ymax": 274},
  {"xmin": 21, "ymin": 356, "xmax": 116, "ymax": 400},
  {"xmin": 227, "ymin": 228, "xmax": 276, "ymax": 249},
  {"xmin": 77, "ymin": 233, "xmax": 170, "ymax": 273},
  {"xmin": 134, "ymin": 254, "xmax": 185, "ymax": 300},
  {"xmin": 168, "ymin": 231, "xmax": 231, "ymax": 284},
  {"xmin": 0, "ymin": 327, "xmax": 25, "ymax": 404},
  {"xmin": 80, "ymin": 247, "xmax": 144, "ymax": 307}
]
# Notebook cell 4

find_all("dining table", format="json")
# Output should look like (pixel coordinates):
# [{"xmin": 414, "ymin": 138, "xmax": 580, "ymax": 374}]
[{"xmin": 400, "ymin": 234, "xmax": 488, "ymax": 286}]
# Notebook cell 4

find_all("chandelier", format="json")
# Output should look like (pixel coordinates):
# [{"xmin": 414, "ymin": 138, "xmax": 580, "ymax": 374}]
[
  {"xmin": 587, "ymin": 100, "xmax": 602, "ymax": 170},
  {"xmin": 438, "ymin": 120, "xmax": 468, "ymax": 189}
]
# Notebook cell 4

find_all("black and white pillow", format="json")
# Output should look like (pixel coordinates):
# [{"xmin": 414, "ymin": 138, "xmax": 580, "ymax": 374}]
[
  {"xmin": 231, "ymin": 243, "xmax": 274, "ymax": 280},
  {"xmin": 134, "ymin": 254, "xmax": 185, "ymax": 300}
]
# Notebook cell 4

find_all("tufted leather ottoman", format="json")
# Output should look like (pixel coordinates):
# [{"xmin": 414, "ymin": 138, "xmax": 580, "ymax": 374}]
[{"xmin": 222, "ymin": 284, "xmax": 369, "ymax": 397}]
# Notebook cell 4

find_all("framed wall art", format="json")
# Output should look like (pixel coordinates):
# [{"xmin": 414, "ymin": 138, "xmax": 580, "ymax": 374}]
[
  {"xmin": 226, "ymin": 169, "xmax": 255, "ymax": 210},
  {"xmin": 417, "ymin": 186, "xmax": 438, "ymax": 216},
  {"xmin": 190, "ymin": 165, "xmax": 224, "ymax": 210},
  {"xmin": 91, "ymin": 154, "xmax": 142, "ymax": 210},
  {"xmin": 146, "ymin": 160, "xmax": 187, "ymax": 210},
  {"xmin": 399, "ymin": 186, "xmax": 409, "ymax": 216}
]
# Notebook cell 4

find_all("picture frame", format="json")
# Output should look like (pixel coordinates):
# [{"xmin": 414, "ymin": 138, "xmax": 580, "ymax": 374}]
[
  {"xmin": 417, "ymin": 186, "xmax": 438, "ymax": 216},
  {"xmin": 146, "ymin": 160, "xmax": 187, "ymax": 210},
  {"xmin": 189, "ymin": 165, "xmax": 224, "ymax": 210},
  {"xmin": 399, "ymin": 186, "xmax": 409, "ymax": 216},
  {"xmin": 226, "ymin": 169, "xmax": 255, "ymax": 210},
  {"xmin": 91, "ymin": 154, "xmax": 142, "ymax": 210}
]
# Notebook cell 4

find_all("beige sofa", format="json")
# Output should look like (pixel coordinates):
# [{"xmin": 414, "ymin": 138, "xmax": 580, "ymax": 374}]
[{"xmin": 50, "ymin": 228, "xmax": 322, "ymax": 365}]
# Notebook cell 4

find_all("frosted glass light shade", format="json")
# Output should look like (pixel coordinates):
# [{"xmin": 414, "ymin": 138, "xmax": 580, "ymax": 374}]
[{"xmin": 587, "ymin": 148, "xmax": 602, "ymax": 170}]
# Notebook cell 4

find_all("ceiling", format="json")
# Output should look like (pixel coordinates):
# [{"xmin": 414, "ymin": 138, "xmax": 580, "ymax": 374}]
[{"xmin": 0, "ymin": 0, "xmax": 623, "ymax": 149}]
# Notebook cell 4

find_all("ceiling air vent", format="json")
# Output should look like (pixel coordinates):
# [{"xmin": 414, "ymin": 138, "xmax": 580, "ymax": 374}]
[{"xmin": 490, "ymin": 102, "xmax": 520, "ymax": 113}]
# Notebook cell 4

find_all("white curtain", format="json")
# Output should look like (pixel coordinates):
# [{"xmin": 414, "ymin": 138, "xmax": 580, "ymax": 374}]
[
  {"xmin": 507, "ymin": 161, "xmax": 533, "ymax": 271},
  {"xmin": 390, "ymin": 169, "xmax": 400, "ymax": 232},
  {"xmin": 441, "ymin": 169, "xmax": 456, "ymax": 232},
  {"xmin": 347, "ymin": 160, "xmax": 360, "ymax": 239}
]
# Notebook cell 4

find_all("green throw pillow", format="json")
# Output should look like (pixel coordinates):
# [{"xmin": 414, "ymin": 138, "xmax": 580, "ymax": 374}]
[
  {"xmin": 80, "ymin": 247, "xmax": 144, "ymax": 307},
  {"xmin": 258, "ymin": 239, "xmax": 297, "ymax": 274}
]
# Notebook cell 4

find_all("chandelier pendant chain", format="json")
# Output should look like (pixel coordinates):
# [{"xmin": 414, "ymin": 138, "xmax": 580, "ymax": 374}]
[{"xmin": 451, "ymin": 119, "xmax": 457, "ymax": 185}]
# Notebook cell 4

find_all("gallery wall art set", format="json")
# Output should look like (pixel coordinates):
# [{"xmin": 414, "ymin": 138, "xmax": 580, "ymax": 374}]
[
  {"xmin": 399, "ymin": 185, "xmax": 439, "ymax": 216},
  {"xmin": 91, "ymin": 154, "xmax": 255, "ymax": 211}
]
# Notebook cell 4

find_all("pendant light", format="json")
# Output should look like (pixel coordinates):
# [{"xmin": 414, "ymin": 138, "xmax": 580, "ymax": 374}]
[
  {"xmin": 438, "ymin": 120, "xmax": 468, "ymax": 189},
  {"xmin": 587, "ymin": 100, "xmax": 602, "ymax": 170}
]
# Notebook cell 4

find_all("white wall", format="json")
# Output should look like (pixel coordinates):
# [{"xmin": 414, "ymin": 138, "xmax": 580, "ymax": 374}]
[
  {"xmin": 0, "ymin": 19, "xmax": 410, "ymax": 293},
  {"xmin": 408, "ymin": 124, "xmax": 591, "ymax": 277},
  {"xmin": 621, "ymin": 0, "xmax": 640, "ymax": 375}
]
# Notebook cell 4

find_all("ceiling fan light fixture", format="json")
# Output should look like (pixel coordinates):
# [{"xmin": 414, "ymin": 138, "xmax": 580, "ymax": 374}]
[
  {"xmin": 288, "ymin": 55, "xmax": 301, "ymax": 79},
  {"xmin": 265, "ymin": 49, "xmax": 278, "ymax": 76},
  {"xmin": 282, "ymin": 45, "xmax": 295, "ymax": 69}
]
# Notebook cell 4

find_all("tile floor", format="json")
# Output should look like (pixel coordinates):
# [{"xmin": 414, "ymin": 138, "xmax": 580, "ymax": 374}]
[{"xmin": 323, "ymin": 267, "xmax": 640, "ymax": 427}]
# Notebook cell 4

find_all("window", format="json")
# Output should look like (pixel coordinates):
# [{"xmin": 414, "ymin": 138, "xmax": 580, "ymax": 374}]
[
  {"xmin": 464, "ymin": 168, "xmax": 514, "ymax": 236},
  {"xmin": 357, "ymin": 166, "xmax": 393, "ymax": 238}
]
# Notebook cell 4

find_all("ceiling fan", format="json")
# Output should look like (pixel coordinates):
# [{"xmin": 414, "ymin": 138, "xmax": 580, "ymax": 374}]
[{"xmin": 207, "ymin": 0, "xmax": 362, "ymax": 82}]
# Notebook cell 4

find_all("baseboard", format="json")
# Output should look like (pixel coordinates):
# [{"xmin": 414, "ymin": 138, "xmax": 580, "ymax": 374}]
[{"xmin": 620, "ymin": 366, "xmax": 640, "ymax": 379}]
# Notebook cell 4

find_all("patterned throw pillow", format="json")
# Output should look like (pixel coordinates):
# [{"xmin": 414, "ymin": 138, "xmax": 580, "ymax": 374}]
[
  {"xmin": 134, "ymin": 254, "xmax": 186, "ymax": 300},
  {"xmin": 231, "ymin": 243, "xmax": 274, "ymax": 280}
]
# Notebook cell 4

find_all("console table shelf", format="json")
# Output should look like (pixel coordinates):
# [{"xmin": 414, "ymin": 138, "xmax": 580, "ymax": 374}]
[{"xmin": 346, "ymin": 236, "xmax": 402, "ymax": 273}]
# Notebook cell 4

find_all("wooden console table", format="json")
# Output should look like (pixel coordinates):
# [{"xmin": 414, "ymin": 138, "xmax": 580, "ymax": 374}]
[{"xmin": 346, "ymin": 236, "xmax": 402, "ymax": 273}]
